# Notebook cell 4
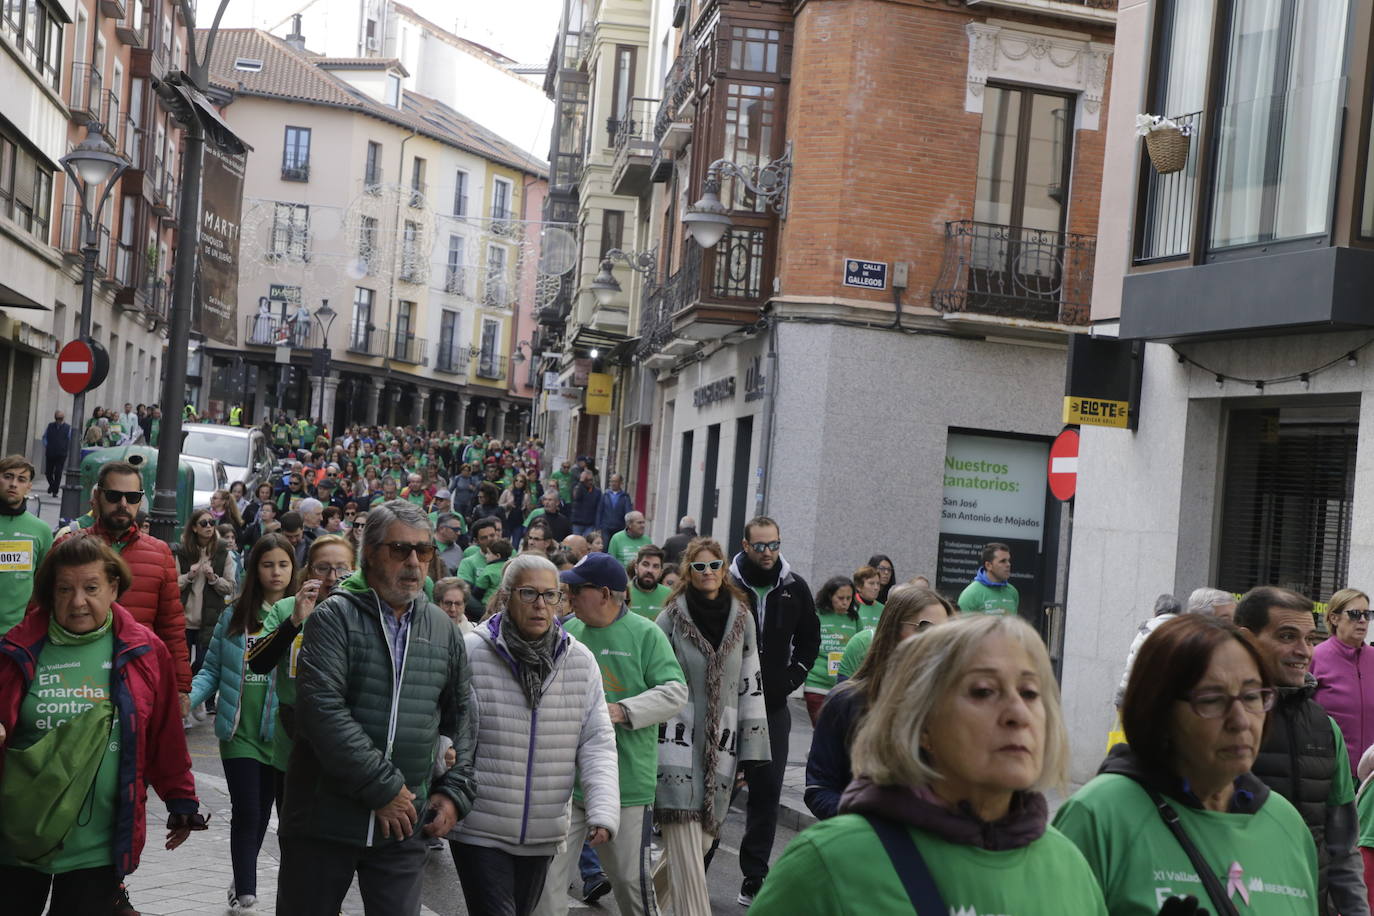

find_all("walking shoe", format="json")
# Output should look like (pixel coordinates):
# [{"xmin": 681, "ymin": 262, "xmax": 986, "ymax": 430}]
[
  {"xmin": 227, "ymin": 883, "xmax": 257, "ymax": 910},
  {"xmin": 113, "ymin": 883, "xmax": 140, "ymax": 916},
  {"xmin": 738, "ymin": 877, "xmax": 763, "ymax": 907},
  {"xmin": 427, "ymin": 835, "xmax": 446, "ymax": 851},
  {"xmin": 192, "ymin": 702, "xmax": 208, "ymax": 721},
  {"xmin": 582, "ymin": 876, "xmax": 612, "ymax": 904}
]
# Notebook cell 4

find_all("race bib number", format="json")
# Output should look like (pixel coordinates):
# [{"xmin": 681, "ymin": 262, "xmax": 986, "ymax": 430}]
[
  {"xmin": 0, "ymin": 540, "xmax": 34, "ymax": 573},
  {"xmin": 288, "ymin": 632, "xmax": 304, "ymax": 679},
  {"xmin": 827, "ymin": 651, "xmax": 844, "ymax": 677}
]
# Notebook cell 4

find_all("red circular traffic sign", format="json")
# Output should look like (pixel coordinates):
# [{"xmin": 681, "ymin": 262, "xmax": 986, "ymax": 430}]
[
  {"xmin": 56, "ymin": 339, "xmax": 95, "ymax": 394},
  {"xmin": 1048, "ymin": 427, "xmax": 1080, "ymax": 502}
]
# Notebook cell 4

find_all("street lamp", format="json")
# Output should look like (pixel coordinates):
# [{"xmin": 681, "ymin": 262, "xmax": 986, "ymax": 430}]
[
  {"xmin": 312, "ymin": 298, "xmax": 336, "ymax": 424},
  {"xmin": 590, "ymin": 248, "xmax": 657, "ymax": 307},
  {"xmin": 59, "ymin": 123, "xmax": 130, "ymax": 523},
  {"xmin": 683, "ymin": 141, "xmax": 794, "ymax": 248}
]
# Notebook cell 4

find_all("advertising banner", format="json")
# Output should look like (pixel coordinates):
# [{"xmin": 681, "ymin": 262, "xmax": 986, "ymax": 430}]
[
  {"xmin": 585, "ymin": 372, "xmax": 613, "ymax": 415},
  {"xmin": 197, "ymin": 145, "xmax": 246, "ymax": 346},
  {"xmin": 936, "ymin": 431, "xmax": 1051, "ymax": 626}
]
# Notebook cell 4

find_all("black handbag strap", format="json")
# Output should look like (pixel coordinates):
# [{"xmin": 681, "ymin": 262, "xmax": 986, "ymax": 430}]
[
  {"xmin": 863, "ymin": 814, "xmax": 949, "ymax": 915},
  {"xmin": 1144, "ymin": 788, "xmax": 1240, "ymax": 916}
]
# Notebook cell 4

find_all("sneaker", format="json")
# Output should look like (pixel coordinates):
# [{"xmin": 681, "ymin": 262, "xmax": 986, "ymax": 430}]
[
  {"xmin": 582, "ymin": 877, "xmax": 612, "ymax": 904},
  {"xmin": 192, "ymin": 702, "xmax": 208, "ymax": 721},
  {"xmin": 182, "ymin": 714, "xmax": 195, "ymax": 730},
  {"xmin": 227, "ymin": 884, "xmax": 257, "ymax": 911},
  {"xmin": 427, "ymin": 836, "xmax": 446, "ymax": 851},
  {"xmin": 738, "ymin": 877, "xmax": 763, "ymax": 907},
  {"xmin": 113, "ymin": 884, "xmax": 141, "ymax": 916}
]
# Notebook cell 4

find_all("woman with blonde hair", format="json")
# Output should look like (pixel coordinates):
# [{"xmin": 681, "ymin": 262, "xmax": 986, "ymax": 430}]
[
  {"xmin": 754, "ymin": 615, "xmax": 1104, "ymax": 914},
  {"xmin": 1313, "ymin": 587, "xmax": 1374, "ymax": 777}
]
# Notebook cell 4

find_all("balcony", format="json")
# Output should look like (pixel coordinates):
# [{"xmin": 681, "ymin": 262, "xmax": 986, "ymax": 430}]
[
  {"xmin": 245, "ymin": 314, "xmax": 321, "ymax": 348},
  {"xmin": 120, "ymin": 119, "xmax": 143, "ymax": 163},
  {"xmin": 69, "ymin": 62, "xmax": 104, "ymax": 124},
  {"xmin": 963, "ymin": 0, "xmax": 1116, "ymax": 24},
  {"xmin": 99, "ymin": 0, "xmax": 124, "ymax": 20},
  {"xmin": 115, "ymin": 0, "xmax": 146, "ymax": 46},
  {"xmin": 611, "ymin": 97, "xmax": 658, "ymax": 196},
  {"xmin": 100, "ymin": 91, "xmax": 121, "ymax": 144},
  {"xmin": 346, "ymin": 325, "xmax": 387, "ymax": 358},
  {"xmin": 653, "ymin": 44, "xmax": 696, "ymax": 182},
  {"xmin": 58, "ymin": 205, "xmax": 112, "ymax": 275},
  {"xmin": 364, "ymin": 168, "xmax": 383, "ymax": 194},
  {"xmin": 148, "ymin": 154, "xmax": 170, "ymax": 215},
  {"xmin": 434, "ymin": 341, "xmax": 469, "ymax": 375},
  {"xmin": 443, "ymin": 266, "xmax": 468, "ymax": 296},
  {"xmin": 475, "ymin": 353, "xmax": 507, "ymax": 380},
  {"xmin": 281, "ymin": 163, "xmax": 310, "ymax": 182},
  {"xmin": 931, "ymin": 220, "xmax": 1094, "ymax": 328},
  {"xmin": 114, "ymin": 240, "xmax": 135, "ymax": 288},
  {"xmin": 391, "ymin": 332, "xmax": 427, "ymax": 365},
  {"xmin": 408, "ymin": 183, "xmax": 427, "ymax": 209}
]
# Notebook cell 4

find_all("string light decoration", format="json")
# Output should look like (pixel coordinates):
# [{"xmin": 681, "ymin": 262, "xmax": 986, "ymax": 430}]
[{"xmin": 1174, "ymin": 338, "xmax": 1374, "ymax": 391}]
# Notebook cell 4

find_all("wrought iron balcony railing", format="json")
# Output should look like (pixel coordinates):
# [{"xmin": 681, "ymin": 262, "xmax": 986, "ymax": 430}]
[
  {"xmin": 69, "ymin": 61, "xmax": 104, "ymax": 124},
  {"xmin": 245, "ymin": 314, "xmax": 321, "ymax": 349},
  {"xmin": 931, "ymin": 220, "xmax": 1094, "ymax": 326},
  {"xmin": 1136, "ymin": 110, "xmax": 1202, "ymax": 263},
  {"xmin": 346, "ymin": 325, "xmax": 387, "ymax": 358},
  {"xmin": 475, "ymin": 354, "xmax": 507, "ymax": 380},
  {"xmin": 281, "ymin": 163, "xmax": 310, "ymax": 182},
  {"xmin": 654, "ymin": 44, "xmax": 697, "ymax": 144},
  {"xmin": 637, "ymin": 243, "xmax": 701, "ymax": 358},
  {"xmin": 391, "ymin": 332, "xmax": 427, "ymax": 365},
  {"xmin": 434, "ymin": 341, "xmax": 469, "ymax": 375}
]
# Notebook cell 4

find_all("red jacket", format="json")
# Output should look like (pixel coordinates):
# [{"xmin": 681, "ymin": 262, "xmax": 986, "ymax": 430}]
[
  {"xmin": 0, "ymin": 603, "xmax": 200, "ymax": 877},
  {"xmin": 57, "ymin": 522, "xmax": 191, "ymax": 692}
]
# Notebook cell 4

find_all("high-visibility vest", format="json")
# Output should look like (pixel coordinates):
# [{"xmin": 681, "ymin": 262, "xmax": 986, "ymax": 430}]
[{"xmin": 229, "ymin": 406, "xmax": 242, "ymax": 426}]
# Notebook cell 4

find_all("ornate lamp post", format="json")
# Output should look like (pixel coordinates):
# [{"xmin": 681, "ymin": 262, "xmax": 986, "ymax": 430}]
[{"xmin": 682, "ymin": 142, "xmax": 794, "ymax": 248}]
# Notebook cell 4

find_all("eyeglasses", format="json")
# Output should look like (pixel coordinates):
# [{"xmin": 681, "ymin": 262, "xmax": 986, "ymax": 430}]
[
  {"xmin": 1339, "ymin": 609, "xmax": 1373, "ymax": 621},
  {"xmin": 748, "ymin": 541, "xmax": 781, "ymax": 553},
  {"xmin": 383, "ymin": 542, "xmax": 436, "ymax": 561},
  {"xmin": 195, "ymin": 519, "xmax": 215, "ymax": 528},
  {"xmin": 512, "ymin": 587, "xmax": 565, "ymax": 606},
  {"xmin": 439, "ymin": 599, "xmax": 466, "ymax": 611},
  {"xmin": 1184, "ymin": 688, "xmax": 1276, "ymax": 719},
  {"xmin": 690, "ymin": 559, "xmax": 724, "ymax": 572},
  {"xmin": 99, "ymin": 487, "xmax": 144, "ymax": 505},
  {"xmin": 310, "ymin": 563, "xmax": 352, "ymax": 577},
  {"xmin": 442, "ymin": 525, "xmax": 463, "ymax": 533}
]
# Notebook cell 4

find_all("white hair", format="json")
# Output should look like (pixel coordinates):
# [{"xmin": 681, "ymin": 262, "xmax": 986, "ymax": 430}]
[{"xmin": 1187, "ymin": 587, "xmax": 1235, "ymax": 615}]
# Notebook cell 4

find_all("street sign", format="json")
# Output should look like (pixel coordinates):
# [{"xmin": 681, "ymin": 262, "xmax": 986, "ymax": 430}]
[
  {"xmin": 1047, "ymin": 427, "xmax": 1080, "ymax": 502},
  {"xmin": 56, "ymin": 338, "xmax": 109, "ymax": 394},
  {"xmin": 842, "ymin": 258, "xmax": 888, "ymax": 290}
]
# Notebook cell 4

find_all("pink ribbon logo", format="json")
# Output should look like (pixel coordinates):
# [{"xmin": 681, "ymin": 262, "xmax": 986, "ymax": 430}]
[{"xmin": 1227, "ymin": 861, "xmax": 1251, "ymax": 906}]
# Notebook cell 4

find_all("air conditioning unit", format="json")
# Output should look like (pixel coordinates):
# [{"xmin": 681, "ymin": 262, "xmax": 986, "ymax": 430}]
[{"xmin": 365, "ymin": 36, "xmax": 380, "ymax": 51}]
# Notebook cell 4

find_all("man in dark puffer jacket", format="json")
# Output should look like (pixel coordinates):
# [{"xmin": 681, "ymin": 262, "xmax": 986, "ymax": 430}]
[{"xmin": 278, "ymin": 499, "xmax": 476, "ymax": 916}]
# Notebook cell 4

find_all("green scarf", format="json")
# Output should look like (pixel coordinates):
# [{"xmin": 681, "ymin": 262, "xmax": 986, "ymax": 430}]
[{"xmin": 48, "ymin": 610, "xmax": 114, "ymax": 646}]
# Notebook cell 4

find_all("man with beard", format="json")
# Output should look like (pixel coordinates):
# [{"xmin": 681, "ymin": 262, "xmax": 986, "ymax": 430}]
[
  {"xmin": 626, "ymin": 546, "xmax": 671, "ymax": 622},
  {"xmin": 278, "ymin": 499, "xmax": 477, "ymax": 915},
  {"xmin": 0, "ymin": 455, "xmax": 52, "ymax": 635},
  {"xmin": 728, "ymin": 516, "xmax": 819, "ymax": 906}
]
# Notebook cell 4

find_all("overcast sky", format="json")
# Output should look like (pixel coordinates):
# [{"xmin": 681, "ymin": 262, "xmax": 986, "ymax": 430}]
[{"xmin": 217, "ymin": 0, "xmax": 564, "ymax": 66}]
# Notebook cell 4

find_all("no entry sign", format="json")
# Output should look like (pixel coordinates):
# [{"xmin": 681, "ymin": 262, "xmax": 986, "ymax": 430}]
[
  {"xmin": 1047, "ymin": 427, "xmax": 1080, "ymax": 502},
  {"xmin": 56, "ymin": 338, "xmax": 109, "ymax": 395}
]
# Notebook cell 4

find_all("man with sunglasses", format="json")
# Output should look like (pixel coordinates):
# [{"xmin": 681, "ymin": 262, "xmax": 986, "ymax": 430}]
[
  {"xmin": 728, "ymin": 516, "xmax": 819, "ymax": 906},
  {"xmin": 1237, "ymin": 586, "xmax": 1370, "ymax": 916},
  {"xmin": 279, "ymin": 499, "xmax": 476, "ymax": 916},
  {"xmin": 0, "ymin": 455, "xmax": 52, "ymax": 636}
]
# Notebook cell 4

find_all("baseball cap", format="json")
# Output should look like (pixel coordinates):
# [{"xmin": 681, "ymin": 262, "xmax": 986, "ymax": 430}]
[
  {"xmin": 435, "ymin": 488, "xmax": 452, "ymax": 500},
  {"xmin": 559, "ymin": 552, "xmax": 628, "ymax": 591}
]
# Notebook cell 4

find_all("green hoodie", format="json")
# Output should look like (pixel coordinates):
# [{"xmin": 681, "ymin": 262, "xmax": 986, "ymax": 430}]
[{"xmin": 0, "ymin": 508, "xmax": 53, "ymax": 635}]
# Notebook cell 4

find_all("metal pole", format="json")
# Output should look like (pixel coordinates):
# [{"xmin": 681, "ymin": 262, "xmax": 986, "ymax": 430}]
[
  {"xmin": 59, "ymin": 236, "xmax": 100, "ymax": 522},
  {"xmin": 148, "ymin": 119, "xmax": 205, "ymax": 542}
]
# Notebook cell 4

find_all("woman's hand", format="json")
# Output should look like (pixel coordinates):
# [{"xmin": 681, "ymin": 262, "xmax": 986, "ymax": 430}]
[{"xmin": 292, "ymin": 579, "xmax": 323, "ymax": 625}]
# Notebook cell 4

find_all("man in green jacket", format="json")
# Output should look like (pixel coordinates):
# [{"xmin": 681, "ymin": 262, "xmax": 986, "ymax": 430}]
[
  {"xmin": 957, "ymin": 541, "xmax": 1020, "ymax": 616},
  {"xmin": 0, "ymin": 455, "xmax": 52, "ymax": 636},
  {"xmin": 278, "ymin": 499, "xmax": 476, "ymax": 915}
]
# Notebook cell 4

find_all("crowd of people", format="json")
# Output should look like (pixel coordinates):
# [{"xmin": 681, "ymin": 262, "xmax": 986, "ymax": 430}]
[{"xmin": 8, "ymin": 424, "xmax": 1374, "ymax": 915}]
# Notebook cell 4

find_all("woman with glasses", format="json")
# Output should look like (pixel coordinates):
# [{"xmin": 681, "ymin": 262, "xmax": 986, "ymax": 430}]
[
  {"xmin": 655, "ymin": 538, "xmax": 771, "ymax": 916},
  {"xmin": 1056, "ymin": 614, "xmax": 1317, "ymax": 914},
  {"xmin": 1313, "ymin": 588, "xmax": 1374, "ymax": 778},
  {"xmin": 803, "ymin": 576, "xmax": 862, "ymax": 725},
  {"xmin": 867, "ymin": 554, "xmax": 897, "ymax": 604},
  {"xmin": 432, "ymin": 577, "xmax": 474, "ymax": 632},
  {"xmin": 247, "ymin": 534, "xmax": 355, "ymax": 810},
  {"xmin": 173, "ymin": 509, "xmax": 236, "ymax": 707},
  {"xmin": 451, "ymin": 554, "xmax": 618, "ymax": 916},
  {"xmin": 805, "ymin": 586, "xmax": 955, "ymax": 820}
]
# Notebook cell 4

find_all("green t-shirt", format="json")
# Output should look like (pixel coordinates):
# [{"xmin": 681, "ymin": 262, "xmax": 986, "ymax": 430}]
[
  {"xmin": 5, "ymin": 625, "xmax": 121, "ymax": 872},
  {"xmin": 260, "ymin": 598, "xmax": 305, "ymax": 771},
  {"xmin": 853, "ymin": 597, "xmax": 883, "ymax": 630},
  {"xmin": 474, "ymin": 558, "xmax": 509, "ymax": 598},
  {"xmin": 1359, "ymin": 778, "xmax": 1374, "ymax": 847},
  {"xmin": 0, "ymin": 510, "xmax": 53, "ymax": 635},
  {"xmin": 627, "ymin": 583, "xmax": 672, "ymax": 621},
  {"xmin": 221, "ymin": 611, "xmax": 275, "ymax": 766},
  {"xmin": 1053, "ymin": 773, "xmax": 1318, "ymax": 915},
  {"xmin": 607, "ymin": 531, "xmax": 653, "ymax": 566},
  {"xmin": 806, "ymin": 612, "xmax": 861, "ymax": 692},
  {"xmin": 749, "ymin": 815, "xmax": 1108, "ymax": 916},
  {"xmin": 551, "ymin": 470, "xmax": 573, "ymax": 503},
  {"xmin": 958, "ymin": 579, "xmax": 1020, "ymax": 616},
  {"xmin": 1328, "ymin": 720, "xmax": 1356, "ymax": 806},
  {"xmin": 564, "ymin": 609, "xmax": 685, "ymax": 807},
  {"xmin": 457, "ymin": 550, "xmax": 485, "ymax": 586},
  {"xmin": 836, "ymin": 627, "xmax": 874, "ymax": 680}
]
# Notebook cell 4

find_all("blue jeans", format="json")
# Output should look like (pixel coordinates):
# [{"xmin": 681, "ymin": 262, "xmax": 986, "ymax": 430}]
[
  {"xmin": 578, "ymin": 843, "xmax": 605, "ymax": 884},
  {"xmin": 572, "ymin": 524, "xmax": 596, "ymax": 537}
]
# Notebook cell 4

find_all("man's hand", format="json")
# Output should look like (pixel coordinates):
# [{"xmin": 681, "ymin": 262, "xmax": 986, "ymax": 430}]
[
  {"xmin": 607, "ymin": 702, "xmax": 628, "ymax": 725},
  {"xmin": 444, "ymin": 746, "xmax": 457, "ymax": 769},
  {"xmin": 179, "ymin": 693, "xmax": 191, "ymax": 718},
  {"xmin": 587, "ymin": 827, "xmax": 611, "ymax": 847},
  {"xmin": 423, "ymin": 794, "xmax": 458, "ymax": 837},
  {"xmin": 374, "ymin": 786, "xmax": 417, "ymax": 839}
]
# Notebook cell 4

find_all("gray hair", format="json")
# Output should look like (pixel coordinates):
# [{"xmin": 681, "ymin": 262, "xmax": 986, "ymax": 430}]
[
  {"xmin": 679, "ymin": 515, "xmax": 696, "ymax": 529},
  {"xmin": 434, "ymin": 576, "xmax": 468, "ymax": 602},
  {"xmin": 1187, "ymin": 587, "xmax": 1235, "ymax": 615},
  {"xmin": 298, "ymin": 497, "xmax": 323, "ymax": 515},
  {"xmin": 499, "ymin": 553, "xmax": 559, "ymax": 591},
  {"xmin": 360, "ymin": 499, "xmax": 433, "ymax": 574},
  {"xmin": 625, "ymin": 511, "xmax": 644, "ymax": 524}
]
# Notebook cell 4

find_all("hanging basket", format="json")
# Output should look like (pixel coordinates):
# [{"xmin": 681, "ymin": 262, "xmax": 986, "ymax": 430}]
[{"xmin": 1144, "ymin": 127, "xmax": 1190, "ymax": 175}]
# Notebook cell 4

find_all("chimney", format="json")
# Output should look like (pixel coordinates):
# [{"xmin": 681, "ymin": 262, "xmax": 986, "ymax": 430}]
[{"xmin": 285, "ymin": 14, "xmax": 306, "ymax": 51}]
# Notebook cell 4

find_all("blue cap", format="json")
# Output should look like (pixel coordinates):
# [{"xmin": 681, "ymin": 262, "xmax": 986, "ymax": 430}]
[{"xmin": 559, "ymin": 552, "xmax": 628, "ymax": 591}]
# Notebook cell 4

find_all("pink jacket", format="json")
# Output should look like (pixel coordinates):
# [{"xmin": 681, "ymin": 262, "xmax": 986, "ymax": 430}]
[{"xmin": 1312, "ymin": 636, "xmax": 1374, "ymax": 776}]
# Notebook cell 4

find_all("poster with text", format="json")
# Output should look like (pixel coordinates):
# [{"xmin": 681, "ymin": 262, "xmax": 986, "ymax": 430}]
[
  {"xmin": 196, "ymin": 145, "xmax": 246, "ymax": 346},
  {"xmin": 936, "ymin": 431, "xmax": 1051, "ymax": 628}
]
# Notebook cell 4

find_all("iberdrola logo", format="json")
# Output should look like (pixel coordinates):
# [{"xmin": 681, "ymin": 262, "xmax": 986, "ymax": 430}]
[{"xmin": 1227, "ymin": 861, "xmax": 1251, "ymax": 905}]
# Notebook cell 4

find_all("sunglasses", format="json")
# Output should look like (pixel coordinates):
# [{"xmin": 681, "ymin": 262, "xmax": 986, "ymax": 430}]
[
  {"xmin": 195, "ymin": 519, "xmax": 215, "ymax": 528},
  {"xmin": 690, "ymin": 559, "xmax": 724, "ymax": 572},
  {"xmin": 383, "ymin": 541, "xmax": 436, "ymax": 561},
  {"xmin": 99, "ymin": 487, "xmax": 144, "ymax": 505},
  {"xmin": 748, "ymin": 540, "xmax": 782, "ymax": 553},
  {"xmin": 1340, "ymin": 609, "xmax": 1373, "ymax": 622}
]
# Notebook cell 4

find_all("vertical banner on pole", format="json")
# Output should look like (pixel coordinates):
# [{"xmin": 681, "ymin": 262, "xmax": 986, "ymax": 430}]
[{"xmin": 197, "ymin": 146, "xmax": 246, "ymax": 345}]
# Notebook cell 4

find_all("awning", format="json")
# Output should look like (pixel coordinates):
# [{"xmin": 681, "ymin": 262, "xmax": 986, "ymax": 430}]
[{"xmin": 569, "ymin": 323, "xmax": 628, "ymax": 354}]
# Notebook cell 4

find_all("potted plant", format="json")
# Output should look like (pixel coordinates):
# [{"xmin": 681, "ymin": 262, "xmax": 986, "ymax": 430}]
[{"xmin": 1136, "ymin": 114, "xmax": 1193, "ymax": 175}]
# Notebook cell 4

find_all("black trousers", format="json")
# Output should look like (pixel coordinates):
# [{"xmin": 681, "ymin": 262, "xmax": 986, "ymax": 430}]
[
  {"xmin": 739, "ymin": 701, "xmax": 792, "ymax": 881},
  {"xmin": 451, "ymin": 841, "xmax": 552, "ymax": 916},
  {"xmin": 2, "ymin": 863, "xmax": 118, "ymax": 915},
  {"xmin": 43, "ymin": 454, "xmax": 65, "ymax": 496},
  {"xmin": 276, "ymin": 830, "xmax": 428, "ymax": 916}
]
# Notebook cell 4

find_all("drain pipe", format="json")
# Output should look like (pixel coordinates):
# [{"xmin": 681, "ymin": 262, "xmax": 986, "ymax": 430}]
[{"xmin": 755, "ymin": 314, "xmax": 779, "ymax": 515}]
